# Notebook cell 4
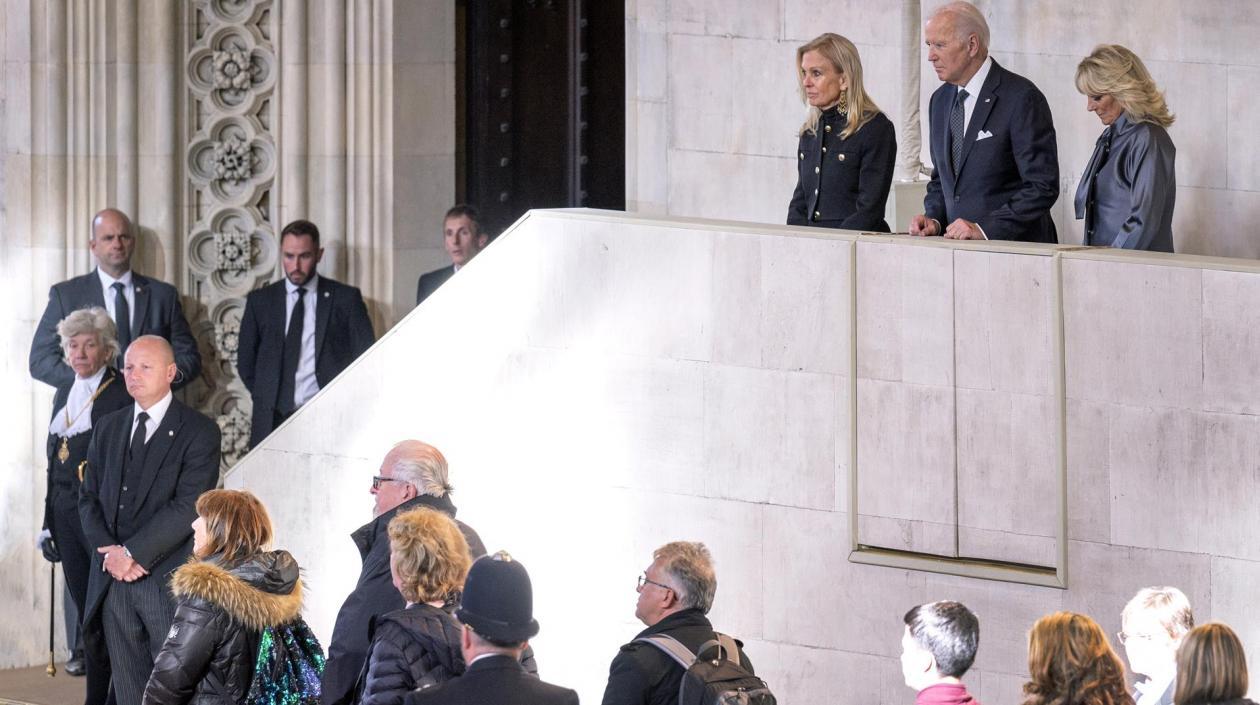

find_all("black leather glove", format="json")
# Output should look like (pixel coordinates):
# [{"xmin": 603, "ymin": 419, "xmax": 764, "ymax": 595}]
[{"xmin": 38, "ymin": 529, "xmax": 61, "ymax": 563}]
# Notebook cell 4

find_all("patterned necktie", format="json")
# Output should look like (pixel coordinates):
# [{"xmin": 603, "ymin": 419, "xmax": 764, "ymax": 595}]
[
  {"xmin": 113, "ymin": 282, "xmax": 132, "ymax": 354},
  {"xmin": 951, "ymin": 88, "xmax": 969, "ymax": 174},
  {"xmin": 277, "ymin": 287, "xmax": 306, "ymax": 414}
]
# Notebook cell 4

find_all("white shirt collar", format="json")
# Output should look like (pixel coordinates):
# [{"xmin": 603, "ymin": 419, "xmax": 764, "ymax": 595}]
[
  {"xmin": 959, "ymin": 56, "xmax": 993, "ymax": 98},
  {"xmin": 1134, "ymin": 673, "xmax": 1175, "ymax": 705},
  {"xmin": 285, "ymin": 273, "xmax": 319, "ymax": 296},
  {"xmin": 135, "ymin": 389, "xmax": 175, "ymax": 427},
  {"xmin": 78, "ymin": 365, "xmax": 109, "ymax": 388},
  {"xmin": 98, "ymin": 268, "xmax": 134, "ymax": 290}
]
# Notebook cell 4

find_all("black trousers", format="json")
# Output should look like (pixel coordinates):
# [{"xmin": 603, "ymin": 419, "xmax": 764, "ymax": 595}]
[
  {"xmin": 48, "ymin": 485, "xmax": 111, "ymax": 705},
  {"xmin": 102, "ymin": 577, "xmax": 175, "ymax": 705}
]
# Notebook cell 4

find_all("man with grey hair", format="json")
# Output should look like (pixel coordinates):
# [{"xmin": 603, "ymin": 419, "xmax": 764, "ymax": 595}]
[
  {"xmin": 900, "ymin": 601, "xmax": 981, "ymax": 705},
  {"xmin": 602, "ymin": 541, "xmax": 756, "ymax": 705},
  {"xmin": 909, "ymin": 1, "xmax": 1059, "ymax": 243},
  {"xmin": 30, "ymin": 207, "xmax": 201, "ymax": 390},
  {"xmin": 322, "ymin": 440, "xmax": 487, "ymax": 705},
  {"xmin": 1120, "ymin": 586, "xmax": 1194, "ymax": 705}
]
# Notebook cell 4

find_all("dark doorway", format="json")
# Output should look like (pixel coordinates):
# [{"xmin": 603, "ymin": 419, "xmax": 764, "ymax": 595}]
[{"xmin": 460, "ymin": 0, "xmax": 625, "ymax": 238}]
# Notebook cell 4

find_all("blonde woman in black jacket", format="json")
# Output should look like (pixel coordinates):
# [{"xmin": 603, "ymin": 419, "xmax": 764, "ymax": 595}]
[{"xmin": 143, "ymin": 490, "xmax": 304, "ymax": 705}]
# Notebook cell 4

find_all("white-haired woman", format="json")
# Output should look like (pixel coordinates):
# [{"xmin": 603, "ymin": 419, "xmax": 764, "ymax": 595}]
[
  {"xmin": 787, "ymin": 32, "xmax": 897, "ymax": 232},
  {"xmin": 1075, "ymin": 44, "xmax": 1176, "ymax": 252},
  {"xmin": 40, "ymin": 306, "xmax": 132, "ymax": 704}
]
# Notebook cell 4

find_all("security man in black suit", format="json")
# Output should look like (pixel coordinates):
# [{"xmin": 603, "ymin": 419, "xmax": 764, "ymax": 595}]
[
  {"xmin": 78, "ymin": 335, "xmax": 220, "ymax": 705},
  {"xmin": 405, "ymin": 553, "xmax": 579, "ymax": 705},
  {"xmin": 237, "ymin": 219, "xmax": 376, "ymax": 448},
  {"xmin": 415, "ymin": 205, "xmax": 489, "ymax": 306},
  {"xmin": 909, "ymin": 2, "xmax": 1059, "ymax": 243},
  {"xmin": 30, "ymin": 208, "xmax": 202, "ymax": 390}
]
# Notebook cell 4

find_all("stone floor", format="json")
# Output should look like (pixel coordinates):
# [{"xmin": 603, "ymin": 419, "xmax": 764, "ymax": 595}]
[{"xmin": 0, "ymin": 664, "xmax": 84, "ymax": 705}]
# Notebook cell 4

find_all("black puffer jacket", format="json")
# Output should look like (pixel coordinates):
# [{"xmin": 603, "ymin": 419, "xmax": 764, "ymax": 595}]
[
  {"xmin": 358, "ymin": 604, "xmax": 464, "ymax": 705},
  {"xmin": 142, "ymin": 551, "xmax": 304, "ymax": 705}
]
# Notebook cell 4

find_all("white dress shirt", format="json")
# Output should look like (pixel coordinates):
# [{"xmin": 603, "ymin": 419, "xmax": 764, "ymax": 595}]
[
  {"xmin": 97, "ymin": 269, "xmax": 135, "ymax": 331},
  {"xmin": 285, "ymin": 274, "xmax": 321, "ymax": 407},
  {"xmin": 49, "ymin": 366, "xmax": 109, "ymax": 437},
  {"xmin": 957, "ymin": 56, "xmax": 993, "ymax": 135},
  {"xmin": 131, "ymin": 390, "xmax": 174, "ymax": 443},
  {"xmin": 1134, "ymin": 674, "xmax": 1174, "ymax": 705}
]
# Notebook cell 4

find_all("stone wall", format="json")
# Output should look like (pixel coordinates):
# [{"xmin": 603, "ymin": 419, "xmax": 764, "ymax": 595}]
[
  {"xmin": 625, "ymin": 0, "xmax": 1260, "ymax": 259},
  {"xmin": 228, "ymin": 209, "xmax": 1260, "ymax": 704}
]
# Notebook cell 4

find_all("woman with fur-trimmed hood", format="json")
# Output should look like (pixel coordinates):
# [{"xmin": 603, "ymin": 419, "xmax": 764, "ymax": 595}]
[{"xmin": 143, "ymin": 490, "xmax": 305, "ymax": 705}]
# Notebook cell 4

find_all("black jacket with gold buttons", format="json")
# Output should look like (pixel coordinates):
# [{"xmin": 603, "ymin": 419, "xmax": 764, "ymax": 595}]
[{"xmin": 787, "ymin": 107, "xmax": 897, "ymax": 232}]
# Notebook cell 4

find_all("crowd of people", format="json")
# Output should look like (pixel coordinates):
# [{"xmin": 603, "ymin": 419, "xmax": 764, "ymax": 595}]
[{"xmin": 792, "ymin": 2, "xmax": 1177, "ymax": 252}]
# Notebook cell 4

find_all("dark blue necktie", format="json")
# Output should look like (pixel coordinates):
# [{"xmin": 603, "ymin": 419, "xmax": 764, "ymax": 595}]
[
  {"xmin": 951, "ymin": 88, "xmax": 969, "ymax": 174},
  {"xmin": 277, "ymin": 287, "xmax": 306, "ymax": 414},
  {"xmin": 113, "ymin": 282, "xmax": 132, "ymax": 355}
]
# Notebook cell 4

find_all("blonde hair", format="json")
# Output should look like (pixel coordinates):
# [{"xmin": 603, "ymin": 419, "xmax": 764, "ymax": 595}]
[
  {"xmin": 653, "ymin": 541, "xmax": 716, "ymax": 613},
  {"xmin": 1122, "ymin": 586, "xmax": 1194, "ymax": 639},
  {"xmin": 1175, "ymin": 623, "xmax": 1249, "ymax": 705},
  {"xmin": 388, "ymin": 507, "xmax": 471, "ymax": 604},
  {"xmin": 194, "ymin": 490, "xmax": 274, "ymax": 565},
  {"xmin": 1023, "ymin": 612, "xmax": 1134, "ymax": 705},
  {"xmin": 796, "ymin": 33, "xmax": 882, "ymax": 140},
  {"xmin": 1076, "ymin": 45, "xmax": 1174, "ymax": 128},
  {"xmin": 57, "ymin": 307, "xmax": 121, "ymax": 364}
]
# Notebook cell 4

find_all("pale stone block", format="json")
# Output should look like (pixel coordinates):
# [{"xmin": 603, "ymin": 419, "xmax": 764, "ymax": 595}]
[
  {"xmin": 1155, "ymin": 59, "xmax": 1228, "ymax": 191},
  {"xmin": 667, "ymin": 0, "xmax": 781, "ymax": 39},
  {"xmin": 856, "ymin": 241, "xmax": 953, "ymax": 386},
  {"xmin": 703, "ymin": 365, "xmax": 837, "ymax": 510},
  {"xmin": 923, "ymin": 571, "xmax": 1062, "ymax": 676},
  {"xmin": 667, "ymin": 33, "xmax": 732, "ymax": 154},
  {"xmin": 392, "ymin": 0, "xmax": 452, "ymax": 65},
  {"xmin": 783, "ymin": 0, "xmax": 902, "ymax": 45},
  {"xmin": 392, "ymin": 153, "xmax": 455, "ymax": 246},
  {"xmin": 627, "ymin": 99, "xmax": 669, "ymax": 214},
  {"xmin": 1209, "ymin": 557, "xmax": 1260, "ymax": 676},
  {"xmin": 666, "ymin": 149, "xmax": 796, "ymax": 224},
  {"xmin": 1063, "ymin": 258, "xmax": 1203, "ymax": 409},
  {"xmin": 1172, "ymin": 187, "xmax": 1260, "ymax": 260},
  {"xmin": 979, "ymin": 671, "xmax": 1031, "ymax": 705},
  {"xmin": 858, "ymin": 514, "xmax": 956, "ymax": 557},
  {"xmin": 860, "ymin": 44, "xmax": 904, "ymax": 133},
  {"xmin": 632, "ymin": 29, "xmax": 668, "ymax": 102},
  {"xmin": 1176, "ymin": 0, "xmax": 1260, "ymax": 67},
  {"xmin": 1110, "ymin": 406, "xmax": 1260, "ymax": 561},
  {"xmin": 741, "ymin": 638, "xmax": 885, "ymax": 705},
  {"xmin": 835, "ymin": 373, "xmax": 852, "ymax": 512},
  {"xmin": 985, "ymin": 0, "xmax": 1180, "ymax": 62},
  {"xmin": 856, "ymin": 379, "xmax": 956, "ymax": 555},
  {"xmin": 956, "ymin": 389, "xmax": 1058, "ymax": 566},
  {"xmin": 731, "ymin": 38, "xmax": 805, "ymax": 159},
  {"xmin": 3, "ymin": 63, "xmax": 30, "ymax": 154},
  {"xmin": 1062, "ymin": 539, "xmax": 1212, "ymax": 641},
  {"xmin": 710, "ymin": 232, "xmax": 851, "ymax": 374},
  {"xmin": 393, "ymin": 62, "xmax": 454, "ymax": 156},
  {"xmin": 764, "ymin": 504, "xmax": 927, "ymax": 653},
  {"xmin": 1202, "ymin": 269, "xmax": 1260, "ymax": 415},
  {"xmin": 1066, "ymin": 399, "xmax": 1111, "ymax": 544},
  {"xmin": 1227, "ymin": 66, "xmax": 1260, "ymax": 192},
  {"xmin": 954, "ymin": 250, "xmax": 1055, "ymax": 396}
]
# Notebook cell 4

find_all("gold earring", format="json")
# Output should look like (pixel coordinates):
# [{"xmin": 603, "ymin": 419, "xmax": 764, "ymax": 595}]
[{"xmin": 838, "ymin": 91, "xmax": 849, "ymax": 115}]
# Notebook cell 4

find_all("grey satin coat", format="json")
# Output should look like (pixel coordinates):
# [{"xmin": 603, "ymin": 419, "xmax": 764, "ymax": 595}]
[{"xmin": 1074, "ymin": 113, "xmax": 1176, "ymax": 252}]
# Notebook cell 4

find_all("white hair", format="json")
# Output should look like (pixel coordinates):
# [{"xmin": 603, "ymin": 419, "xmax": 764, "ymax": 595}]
[
  {"xmin": 930, "ymin": 1, "xmax": 990, "ymax": 50},
  {"xmin": 387, "ymin": 441, "xmax": 453, "ymax": 497}
]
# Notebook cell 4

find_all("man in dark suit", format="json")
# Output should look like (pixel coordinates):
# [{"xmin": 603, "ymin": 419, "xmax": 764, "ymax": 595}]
[
  {"xmin": 78, "ymin": 335, "xmax": 220, "ymax": 705},
  {"xmin": 909, "ymin": 2, "xmax": 1059, "ymax": 243},
  {"xmin": 30, "ymin": 208, "xmax": 202, "ymax": 390},
  {"xmin": 415, "ymin": 204, "xmax": 490, "ymax": 305},
  {"xmin": 236, "ymin": 219, "xmax": 376, "ymax": 448},
  {"xmin": 406, "ymin": 553, "xmax": 578, "ymax": 705}
]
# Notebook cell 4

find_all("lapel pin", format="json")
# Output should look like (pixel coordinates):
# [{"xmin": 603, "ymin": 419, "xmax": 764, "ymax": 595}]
[
  {"xmin": 984, "ymin": 98, "xmax": 991, "ymax": 103},
  {"xmin": 324, "ymin": 291, "xmax": 330, "ymax": 298},
  {"xmin": 168, "ymin": 430, "xmax": 174, "ymax": 437}
]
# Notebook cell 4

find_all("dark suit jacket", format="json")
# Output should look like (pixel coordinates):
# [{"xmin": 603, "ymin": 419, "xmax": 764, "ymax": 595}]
[
  {"xmin": 236, "ymin": 275, "xmax": 375, "ymax": 447},
  {"xmin": 406, "ymin": 654, "xmax": 579, "ymax": 705},
  {"xmin": 923, "ymin": 60, "xmax": 1060, "ymax": 243},
  {"xmin": 43, "ymin": 367, "xmax": 133, "ymax": 530},
  {"xmin": 1074, "ymin": 113, "xmax": 1175, "ymax": 252},
  {"xmin": 78, "ymin": 397, "xmax": 221, "ymax": 628},
  {"xmin": 787, "ymin": 108, "xmax": 897, "ymax": 231},
  {"xmin": 30, "ymin": 270, "xmax": 202, "ymax": 390},
  {"xmin": 416, "ymin": 265, "xmax": 455, "ymax": 306}
]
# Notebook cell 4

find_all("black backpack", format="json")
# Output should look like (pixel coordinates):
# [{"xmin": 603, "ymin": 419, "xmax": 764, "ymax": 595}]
[{"xmin": 635, "ymin": 633, "xmax": 776, "ymax": 705}]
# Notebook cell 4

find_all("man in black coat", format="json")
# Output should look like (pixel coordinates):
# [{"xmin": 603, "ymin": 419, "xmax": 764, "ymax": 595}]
[
  {"xmin": 78, "ymin": 335, "xmax": 221, "ymax": 705},
  {"xmin": 909, "ymin": 2, "xmax": 1059, "ymax": 243},
  {"xmin": 602, "ymin": 542, "xmax": 754, "ymax": 705},
  {"xmin": 406, "ymin": 553, "xmax": 578, "ymax": 705},
  {"xmin": 236, "ymin": 219, "xmax": 376, "ymax": 448},
  {"xmin": 322, "ymin": 441, "xmax": 487, "ymax": 705},
  {"xmin": 30, "ymin": 208, "xmax": 202, "ymax": 390},
  {"xmin": 415, "ymin": 204, "xmax": 489, "ymax": 306}
]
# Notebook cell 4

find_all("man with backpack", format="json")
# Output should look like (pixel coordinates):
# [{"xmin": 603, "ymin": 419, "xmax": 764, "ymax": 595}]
[{"xmin": 601, "ymin": 541, "xmax": 772, "ymax": 705}]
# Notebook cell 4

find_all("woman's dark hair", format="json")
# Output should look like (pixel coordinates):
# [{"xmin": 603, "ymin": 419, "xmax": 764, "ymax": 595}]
[
  {"xmin": 1175, "ymin": 623, "xmax": 1249, "ymax": 705},
  {"xmin": 194, "ymin": 489, "xmax": 273, "ymax": 565},
  {"xmin": 1022, "ymin": 612, "xmax": 1133, "ymax": 705}
]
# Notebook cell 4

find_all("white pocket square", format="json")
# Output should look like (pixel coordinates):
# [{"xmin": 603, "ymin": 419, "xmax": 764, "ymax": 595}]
[{"xmin": 976, "ymin": 130, "xmax": 994, "ymax": 141}]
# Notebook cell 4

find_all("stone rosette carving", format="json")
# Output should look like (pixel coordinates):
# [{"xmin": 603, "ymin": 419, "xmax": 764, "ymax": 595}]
[
  {"xmin": 214, "ymin": 318, "xmax": 240, "ymax": 363},
  {"xmin": 216, "ymin": 406, "xmax": 252, "ymax": 466},
  {"xmin": 214, "ymin": 228, "xmax": 251, "ymax": 271},
  {"xmin": 212, "ymin": 135, "xmax": 255, "ymax": 184},
  {"xmin": 187, "ymin": 116, "xmax": 275, "ymax": 204},
  {"xmin": 213, "ymin": 48, "xmax": 255, "ymax": 92}
]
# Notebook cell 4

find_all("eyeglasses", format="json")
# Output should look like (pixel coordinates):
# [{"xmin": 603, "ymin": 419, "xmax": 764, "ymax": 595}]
[
  {"xmin": 1116, "ymin": 631, "xmax": 1157, "ymax": 645},
  {"xmin": 637, "ymin": 573, "xmax": 673, "ymax": 593},
  {"xmin": 372, "ymin": 475, "xmax": 403, "ymax": 491}
]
